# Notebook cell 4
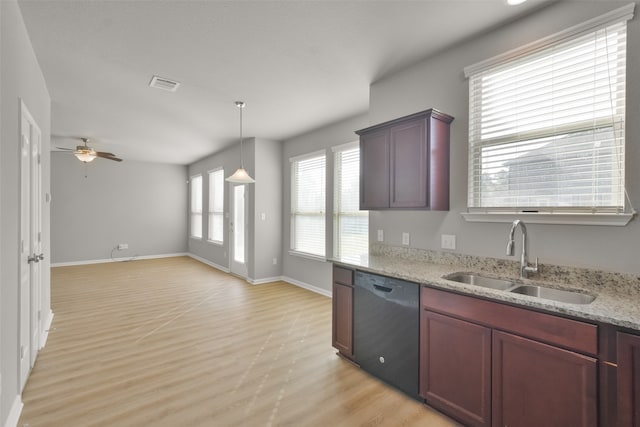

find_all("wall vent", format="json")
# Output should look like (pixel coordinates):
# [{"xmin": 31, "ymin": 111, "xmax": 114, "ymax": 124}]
[{"xmin": 149, "ymin": 75, "xmax": 181, "ymax": 92}]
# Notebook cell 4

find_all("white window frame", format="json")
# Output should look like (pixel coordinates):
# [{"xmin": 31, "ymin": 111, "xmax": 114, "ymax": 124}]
[
  {"xmin": 333, "ymin": 142, "xmax": 368, "ymax": 263},
  {"xmin": 190, "ymin": 174, "xmax": 203, "ymax": 239},
  {"xmin": 207, "ymin": 168, "xmax": 224, "ymax": 244},
  {"xmin": 462, "ymin": 4, "xmax": 635, "ymax": 226},
  {"xmin": 289, "ymin": 150, "xmax": 327, "ymax": 260}
]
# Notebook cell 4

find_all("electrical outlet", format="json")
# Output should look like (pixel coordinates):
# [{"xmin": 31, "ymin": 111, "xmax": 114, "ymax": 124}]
[
  {"xmin": 272, "ymin": 258, "xmax": 278, "ymax": 265},
  {"xmin": 402, "ymin": 232, "xmax": 410, "ymax": 246},
  {"xmin": 377, "ymin": 229, "xmax": 384, "ymax": 242},
  {"xmin": 117, "ymin": 243, "xmax": 128, "ymax": 250},
  {"xmin": 441, "ymin": 234, "xmax": 456, "ymax": 250}
]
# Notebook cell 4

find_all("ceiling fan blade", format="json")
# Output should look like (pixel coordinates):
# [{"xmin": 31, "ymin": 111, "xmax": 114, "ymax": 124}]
[
  {"xmin": 95, "ymin": 151, "xmax": 116, "ymax": 157},
  {"xmin": 55, "ymin": 147, "xmax": 74, "ymax": 151},
  {"xmin": 96, "ymin": 152, "xmax": 123, "ymax": 162}
]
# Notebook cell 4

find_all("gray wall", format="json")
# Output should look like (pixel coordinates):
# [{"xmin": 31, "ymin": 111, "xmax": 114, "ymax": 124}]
[
  {"xmin": 367, "ymin": 1, "xmax": 640, "ymax": 275},
  {"xmin": 51, "ymin": 153, "xmax": 188, "ymax": 263},
  {"xmin": 281, "ymin": 113, "xmax": 369, "ymax": 293},
  {"xmin": 1, "ymin": 0, "xmax": 52, "ymax": 424},
  {"xmin": 251, "ymin": 138, "xmax": 283, "ymax": 280},
  {"xmin": 188, "ymin": 142, "xmax": 247, "ymax": 269},
  {"xmin": 188, "ymin": 137, "xmax": 283, "ymax": 283}
]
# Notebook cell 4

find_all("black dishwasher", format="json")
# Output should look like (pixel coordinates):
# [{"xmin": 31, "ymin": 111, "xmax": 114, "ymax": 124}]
[{"xmin": 354, "ymin": 271, "xmax": 420, "ymax": 399}]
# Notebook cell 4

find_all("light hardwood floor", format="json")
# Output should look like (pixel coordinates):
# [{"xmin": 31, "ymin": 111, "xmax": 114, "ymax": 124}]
[{"xmin": 19, "ymin": 256, "xmax": 459, "ymax": 427}]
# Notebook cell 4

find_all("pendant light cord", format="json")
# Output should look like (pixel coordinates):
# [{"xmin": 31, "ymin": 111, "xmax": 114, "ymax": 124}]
[{"xmin": 237, "ymin": 101, "xmax": 245, "ymax": 169}]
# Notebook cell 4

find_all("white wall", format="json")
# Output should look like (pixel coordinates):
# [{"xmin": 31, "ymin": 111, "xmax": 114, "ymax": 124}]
[
  {"xmin": 368, "ymin": 1, "xmax": 640, "ymax": 275},
  {"xmin": 1, "ymin": 0, "xmax": 52, "ymax": 424},
  {"xmin": 50, "ymin": 153, "xmax": 188, "ymax": 263},
  {"xmin": 281, "ymin": 114, "xmax": 369, "ymax": 293}
]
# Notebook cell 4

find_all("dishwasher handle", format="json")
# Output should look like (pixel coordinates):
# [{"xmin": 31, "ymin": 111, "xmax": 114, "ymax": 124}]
[{"xmin": 373, "ymin": 284, "xmax": 393, "ymax": 293}]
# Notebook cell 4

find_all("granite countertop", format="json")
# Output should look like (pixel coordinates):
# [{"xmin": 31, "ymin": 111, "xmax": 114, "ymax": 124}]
[{"xmin": 332, "ymin": 247, "xmax": 640, "ymax": 331}]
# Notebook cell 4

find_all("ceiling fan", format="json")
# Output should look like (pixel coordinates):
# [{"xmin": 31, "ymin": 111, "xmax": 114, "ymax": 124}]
[{"xmin": 57, "ymin": 138, "xmax": 123, "ymax": 163}]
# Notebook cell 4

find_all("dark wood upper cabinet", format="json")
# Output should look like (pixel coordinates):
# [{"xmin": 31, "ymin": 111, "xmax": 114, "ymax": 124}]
[
  {"xmin": 357, "ymin": 109, "xmax": 454, "ymax": 210},
  {"xmin": 618, "ymin": 332, "xmax": 640, "ymax": 427}
]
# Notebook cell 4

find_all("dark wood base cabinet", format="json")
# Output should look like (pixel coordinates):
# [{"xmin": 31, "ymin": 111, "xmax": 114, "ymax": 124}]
[
  {"xmin": 332, "ymin": 266, "xmax": 354, "ymax": 359},
  {"xmin": 420, "ymin": 310, "xmax": 491, "ymax": 427},
  {"xmin": 618, "ymin": 332, "xmax": 640, "ymax": 427},
  {"xmin": 492, "ymin": 330, "xmax": 597, "ymax": 427},
  {"xmin": 420, "ymin": 286, "xmax": 599, "ymax": 427}
]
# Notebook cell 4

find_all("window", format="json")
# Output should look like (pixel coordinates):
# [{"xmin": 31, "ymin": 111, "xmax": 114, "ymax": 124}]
[
  {"xmin": 208, "ymin": 169, "xmax": 224, "ymax": 243},
  {"xmin": 465, "ymin": 8, "xmax": 632, "ymax": 216},
  {"xmin": 334, "ymin": 143, "xmax": 368, "ymax": 263},
  {"xmin": 290, "ymin": 151, "xmax": 326, "ymax": 258},
  {"xmin": 190, "ymin": 174, "xmax": 203, "ymax": 238}
]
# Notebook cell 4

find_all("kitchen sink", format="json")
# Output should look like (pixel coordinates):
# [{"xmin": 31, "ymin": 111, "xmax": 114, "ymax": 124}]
[
  {"xmin": 444, "ymin": 273, "xmax": 517, "ymax": 291},
  {"xmin": 509, "ymin": 285, "xmax": 595, "ymax": 305},
  {"xmin": 444, "ymin": 272, "xmax": 596, "ymax": 304}
]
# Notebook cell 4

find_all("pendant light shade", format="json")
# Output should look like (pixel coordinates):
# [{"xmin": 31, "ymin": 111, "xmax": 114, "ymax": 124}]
[
  {"xmin": 226, "ymin": 167, "xmax": 255, "ymax": 183},
  {"xmin": 226, "ymin": 101, "xmax": 255, "ymax": 184}
]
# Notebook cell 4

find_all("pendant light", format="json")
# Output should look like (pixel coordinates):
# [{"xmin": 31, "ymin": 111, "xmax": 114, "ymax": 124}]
[{"xmin": 226, "ymin": 101, "xmax": 255, "ymax": 183}]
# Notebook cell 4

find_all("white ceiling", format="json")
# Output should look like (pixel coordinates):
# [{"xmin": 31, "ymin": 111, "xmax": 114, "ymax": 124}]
[{"xmin": 19, "ymin": 0, "xmax": 552, "ymax": 165}]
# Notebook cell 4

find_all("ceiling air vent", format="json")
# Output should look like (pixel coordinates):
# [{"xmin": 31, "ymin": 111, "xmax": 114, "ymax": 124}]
[{"xmin": 149, "ymin": 75, "xmax": 181, "ymax": 92}]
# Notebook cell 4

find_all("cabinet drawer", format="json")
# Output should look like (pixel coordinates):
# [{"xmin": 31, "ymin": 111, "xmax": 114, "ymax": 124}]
[
  {"xmin": 333, "ymin": 266, "xmax": 353, "ymax": 286},
  {"xmin": 422, "ymin": 286, "xmax": 598, "ymax": 356}
]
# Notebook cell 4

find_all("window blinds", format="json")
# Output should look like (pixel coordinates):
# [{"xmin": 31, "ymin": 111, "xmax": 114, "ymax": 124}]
[
  {"xmin": 291, "ymin": 152, "xmax": 326, "ymax": 257},
  {"xmin": 466, "ymin": 16, "xmax": 629, "ymax": 212},
  {"xmin": 334, "ymin": 145, "xmax": 368, "ymax": 263},
  {"xmin": 208, "ymin": 169, "xmax": 224, "ymax": 243},
  {"xmin": 190, "ymin": 175, "xmax": 203, "ymax": 238}
]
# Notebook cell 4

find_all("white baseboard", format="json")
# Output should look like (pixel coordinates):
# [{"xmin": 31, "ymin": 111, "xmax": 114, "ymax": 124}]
[
  {"xmin": 40, "ymin": 309, "xmax": 54, "ymax": 349},
  {"xmin": 282, "ymin": 276, "xmax": 332, "ymax": 298},
  {"xmin": 187, "ymin": 253, "xmax": 230, "ymax": 273},
  {"xmin": 248, "ymin": 276, "xmax": 284, "ymax": 285},
  {"xmin": 51, "ymin": 252, "xmax": 189, "ymax": 267},
  {"xmin": 3, "ymin": 395, "xmax": 23, "ymax": 427}
]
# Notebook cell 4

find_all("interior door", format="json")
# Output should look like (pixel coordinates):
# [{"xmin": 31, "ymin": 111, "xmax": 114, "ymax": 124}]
[
  {"xmin": 19, "ymin": 105, "xmax": 32, "ymax": 391},
  {"xmin": 19, "ymin": 101, "xmax": 43, "ymax": 391},
  {"xmin": 229, "ymin": 183, "xmax": 248, "ymax": 278},
  {"xmin": 30, "ymin": 121, "xmax": 43, "ymax": 365}
]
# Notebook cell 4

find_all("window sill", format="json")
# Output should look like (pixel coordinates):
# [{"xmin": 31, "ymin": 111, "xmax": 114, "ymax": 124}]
[
  {"xmin": 207, "ymin": 240, "xmax": 223, "ymax": 246},
  {"xmin": 460, "ymin": 211, "xmax": 635, "ymax": 226},
  {"xmin": 288, "ymin": 250, "xmax": 327, "ymax": 263}
]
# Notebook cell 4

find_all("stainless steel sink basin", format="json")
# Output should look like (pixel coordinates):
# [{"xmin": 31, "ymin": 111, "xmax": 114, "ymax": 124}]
[
  {"xmin": 509, "ymin": 285, "xmax": 595, "ymax": 305},
  {"xmin": 444, "ymin": 272, "xmax": 596, "ymax": 305},
  {"xmin": 445, "ymin": 273, "xmax": 517, "ymax": 291}
]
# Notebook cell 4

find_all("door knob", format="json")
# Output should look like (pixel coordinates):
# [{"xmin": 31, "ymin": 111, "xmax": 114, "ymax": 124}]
[
  {"xmin": 27, "ymin": 254, "xmax": 38, "ymax": 263},
  {"xmin": 37, "ymin": 253, "xmax": 44, "ymax": 261}
]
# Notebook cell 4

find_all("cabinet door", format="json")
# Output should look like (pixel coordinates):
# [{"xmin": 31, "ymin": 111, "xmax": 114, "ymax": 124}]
[
  {"xmin": 618, "ymin": 332, "xmax": 640, "ymax": 427},
  {"xmin": 492, "ymin": 330, "xmax": 597, "ymax": 427},
  {"xmin": 360, "ymin": 130, "xmax": 389, "ymax": 209},
  {"xmin": 389, "ymin": 118, "xmax": 428, "ymax": 208},
  {"xmin": 420, "ymin": 310, "xmax": 491, "ymax": 427},
  {"xmin": 332, "ymin": 282, "xmax": 354, "ymax": 358}
]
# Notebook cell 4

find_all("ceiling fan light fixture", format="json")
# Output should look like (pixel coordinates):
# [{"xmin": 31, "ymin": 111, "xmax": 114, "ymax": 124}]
[
  {"xmin": 74, "ymin": 149, "xmax": 97, "ymax": 162},
  {"xmin": 226, "ymin": 101, "xmax": 255, "ymax": 184}
]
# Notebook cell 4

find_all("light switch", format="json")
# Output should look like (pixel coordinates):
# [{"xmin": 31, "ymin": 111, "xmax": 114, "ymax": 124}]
[
  {"xmin": 402, "ymin": 232, "xmax": 410, "ymax": 246},
  {"xmin": 441, "ymin": 234, "xmax": 456, "ymax": 250}
]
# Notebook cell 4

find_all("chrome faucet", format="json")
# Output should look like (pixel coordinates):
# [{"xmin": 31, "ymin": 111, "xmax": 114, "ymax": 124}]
[{"xmin": 506, "ymin": 219, "xmax": 539, "ymax": 279}]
